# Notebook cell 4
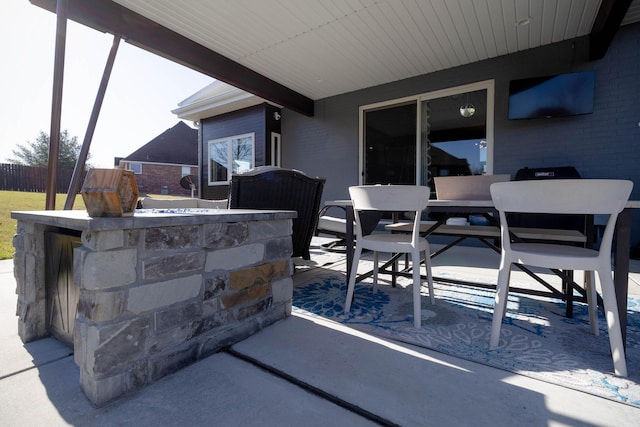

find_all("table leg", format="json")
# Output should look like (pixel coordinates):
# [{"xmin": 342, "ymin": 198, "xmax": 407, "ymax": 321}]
[{"xmin": 614, "ymin": 208, "xmax": 631, "ymax": 346}]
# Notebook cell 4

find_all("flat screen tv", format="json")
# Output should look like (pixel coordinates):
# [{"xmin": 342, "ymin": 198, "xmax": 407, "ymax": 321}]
[{"xmin": 508, "ymin": 71, "xmax": 595, "ymax": 120}]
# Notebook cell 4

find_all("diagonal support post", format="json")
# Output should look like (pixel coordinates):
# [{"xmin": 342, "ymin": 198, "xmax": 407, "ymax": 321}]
[{"xmin": 64, "ymin": 35, "xmax": 121, "ymax": 210}]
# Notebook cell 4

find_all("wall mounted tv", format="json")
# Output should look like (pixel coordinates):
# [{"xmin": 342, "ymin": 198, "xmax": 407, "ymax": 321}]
[{"xmin": 508, "ymin": 71, "xmax": 595, "ymax": 120}]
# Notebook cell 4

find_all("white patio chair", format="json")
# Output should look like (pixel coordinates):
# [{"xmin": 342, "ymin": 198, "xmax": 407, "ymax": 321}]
[
  {"xmin": 489, "ymin": 179, "xmax": 633, "ymax": 377},
  {"xmin": 344, "ymin": 185, "xmax": 434, "ymax": 328}
]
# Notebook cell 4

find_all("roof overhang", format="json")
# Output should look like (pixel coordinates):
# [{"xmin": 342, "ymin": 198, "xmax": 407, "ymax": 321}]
[
  {"xmin": 29, "ymin": 0, "xmax": 314, "ymax": 116},
  {"xmin": 29, "ymin": 0, "xmax": 639, "ymax": 119}
]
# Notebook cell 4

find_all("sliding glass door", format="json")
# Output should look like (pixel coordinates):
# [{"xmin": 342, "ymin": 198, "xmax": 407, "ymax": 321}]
[
  {"xmin": 360, "ymin": 80, "xmax": 494, "ymax": 190},
  {"xmin": 363, "ymin": 102, "xmax": 417, "ymax": 185}
]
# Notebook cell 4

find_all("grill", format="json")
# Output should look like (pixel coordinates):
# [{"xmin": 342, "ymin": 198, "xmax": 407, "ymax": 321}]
[
  {"xmin": 510, "ymin": 166, "xmax": 585, "ymax": 233},
  {"xmin": 514, "ymin": 166, "xmax": 580, "ymax": 181}
]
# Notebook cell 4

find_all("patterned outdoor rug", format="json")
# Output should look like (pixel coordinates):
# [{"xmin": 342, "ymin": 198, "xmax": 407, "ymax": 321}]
[{"xmin": 293, "ymin": 271, "xmax": 640, "ymax": 407}]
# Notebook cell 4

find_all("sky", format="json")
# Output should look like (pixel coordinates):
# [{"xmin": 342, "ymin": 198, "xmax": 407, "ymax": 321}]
[{"xmin": 1, "ymin": 1, "xmax": 213, "ymax": 168}]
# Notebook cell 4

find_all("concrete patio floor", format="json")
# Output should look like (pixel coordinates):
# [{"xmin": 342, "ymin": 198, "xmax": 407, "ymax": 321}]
[{"xmin": 1, "ymin": 241, "xmax": 640, "ymax": 426}]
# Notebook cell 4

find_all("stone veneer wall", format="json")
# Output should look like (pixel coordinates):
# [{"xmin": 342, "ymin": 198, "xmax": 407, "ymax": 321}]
[{"xmin": 12, "ymin": 213, "xmax": 294, "ymax": 407}]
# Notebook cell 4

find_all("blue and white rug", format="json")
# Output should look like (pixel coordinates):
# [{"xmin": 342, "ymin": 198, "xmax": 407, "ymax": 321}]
[{"xmin": 293, "ymin": 273, "xmax": 640, "ymax": 407}]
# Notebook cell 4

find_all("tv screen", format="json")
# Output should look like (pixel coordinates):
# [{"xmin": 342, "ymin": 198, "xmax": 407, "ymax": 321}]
[{"xmin": 508, "ymin": 71, "xmax": 595, "ymax": 120}]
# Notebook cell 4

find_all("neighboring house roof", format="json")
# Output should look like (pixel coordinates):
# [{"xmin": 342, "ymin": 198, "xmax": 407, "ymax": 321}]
[
  {"xmin": 123, "ymin": 121, "xmax": 197, "ymax": 165},
  {"xmin": 172, "ymin": 80, "xmax": 278, "ymax": 122}
]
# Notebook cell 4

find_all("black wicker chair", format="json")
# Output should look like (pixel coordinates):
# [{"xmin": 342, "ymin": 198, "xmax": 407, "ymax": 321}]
[{"xmin": 228, "ymin": 167, "xmax": 325, "ymax": 260}]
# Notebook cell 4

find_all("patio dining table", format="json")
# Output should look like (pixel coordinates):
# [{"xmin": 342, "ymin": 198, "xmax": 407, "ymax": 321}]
[{"xmin": 324, "ymin": 198, "xmax": 640, "ymax": 345}]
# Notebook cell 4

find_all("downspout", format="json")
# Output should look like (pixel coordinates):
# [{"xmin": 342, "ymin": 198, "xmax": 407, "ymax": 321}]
[
  {"xmin": 45, "ymin": 0, "xmax": 68, "ymax": 210},
  {"xmin": 64, "ymin": 35, "xmax": 121, "ymax": 210}
]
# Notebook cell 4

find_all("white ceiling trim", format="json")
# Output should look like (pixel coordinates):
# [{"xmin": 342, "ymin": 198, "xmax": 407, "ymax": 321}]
[{"xmin": 112, "ymin": 0, "xmax": 640, "ymax": 101}]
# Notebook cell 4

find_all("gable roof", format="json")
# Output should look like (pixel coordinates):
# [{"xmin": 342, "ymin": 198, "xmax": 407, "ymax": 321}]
[
  {"xmin": 172, "ymin": 80, "xmax": 274, "ymax": 122},
  {"xmin": 123, "ymin": 121, "xmax": 197, "ymax": 165}
]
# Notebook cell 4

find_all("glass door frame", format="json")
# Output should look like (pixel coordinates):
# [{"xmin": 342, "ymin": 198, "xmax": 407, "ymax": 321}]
[{"xmin": 358, "ymin": 79, "xmax": 495, "ymax": 185}]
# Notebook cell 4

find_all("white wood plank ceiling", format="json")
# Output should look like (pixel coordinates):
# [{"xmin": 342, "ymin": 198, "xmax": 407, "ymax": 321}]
[{"xmin": 113, "ymin": 0, "xmax": 640, "ymax": 100}]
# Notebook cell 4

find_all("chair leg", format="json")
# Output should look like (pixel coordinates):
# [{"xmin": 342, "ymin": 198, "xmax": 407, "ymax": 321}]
[
  {"xmin": 344, "ymin": 245, "xmax": 363, "ymax": 313},
  {"xmin": 411, "ymin": 250, "xmax": 422, "ymax": 328},
  {"xmin": 597, "ymin": 268, "xmax": 627, "ymax": 377},
  {"xmin": 585, "ymin": 271, "xmax": 599, "ymax": 336},
  {"xmin": 423, "ymin": 248, "xmax": 435, "ymax": 305},
  {"xmin": 499, "ymin": 265, "xmax": 511, "ymax": 320},
  {"xmin": 490, "ymin": 262, "xmax": 511, "ymax": 348},
  {"xmin": 372, "ymin": 251, "xmax": 379, "ymax": 293}
]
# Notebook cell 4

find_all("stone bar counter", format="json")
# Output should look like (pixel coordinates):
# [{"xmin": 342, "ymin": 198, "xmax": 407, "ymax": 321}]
[{"xmin": 11, "ymin": 208, "xmax": 296, "ymax": 407}]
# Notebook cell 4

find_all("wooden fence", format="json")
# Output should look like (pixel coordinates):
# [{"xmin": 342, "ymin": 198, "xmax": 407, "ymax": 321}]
[{"xmin": 0, "ymin": 163, "xmax": 79, "ymax": 193}]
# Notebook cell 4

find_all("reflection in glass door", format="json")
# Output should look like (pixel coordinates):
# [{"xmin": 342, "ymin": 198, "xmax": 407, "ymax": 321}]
[{"xmin": 421, "ymin": 89, "xmax": 488, "ymax": 184}]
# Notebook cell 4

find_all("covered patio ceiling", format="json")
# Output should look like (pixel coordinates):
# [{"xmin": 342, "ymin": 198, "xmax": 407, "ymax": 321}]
[{"xmin": 31, "ymin": 0, "xmax": 640, "ymax": 118}]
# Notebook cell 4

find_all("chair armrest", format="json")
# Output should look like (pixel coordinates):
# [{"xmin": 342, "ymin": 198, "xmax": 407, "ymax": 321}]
[{"xmin": 317, "ymin": 215, "xmax": 348, "ymax": 235}]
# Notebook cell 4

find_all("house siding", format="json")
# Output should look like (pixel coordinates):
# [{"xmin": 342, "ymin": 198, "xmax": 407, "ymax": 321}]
[
  {"xmin": 281, "ymin": 23, "xmax": 640, "ymax": 245},
  {"xmin": 199, "ymin": 103, "xmax": 281, "ymax": 200}
]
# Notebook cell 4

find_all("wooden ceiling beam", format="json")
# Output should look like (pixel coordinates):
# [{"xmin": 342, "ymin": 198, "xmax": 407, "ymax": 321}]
[
  {"xmin": 590, "ymin": 0, "xmax": 634, "ymax": 60},
  {"xmin": 30, "ymin": 0, "xmax": 314, "ymax": 116}
]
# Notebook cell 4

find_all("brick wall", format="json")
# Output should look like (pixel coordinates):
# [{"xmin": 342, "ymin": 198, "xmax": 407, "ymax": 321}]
[{"xmin": 134, "ymin": 163, "xmax": 198, "ymax": 196}]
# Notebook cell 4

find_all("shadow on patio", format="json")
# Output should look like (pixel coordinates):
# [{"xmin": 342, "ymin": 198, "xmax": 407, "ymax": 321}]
[{"xmin": 1, "ymin": 241, "xmax": 639, "ymax": 425}]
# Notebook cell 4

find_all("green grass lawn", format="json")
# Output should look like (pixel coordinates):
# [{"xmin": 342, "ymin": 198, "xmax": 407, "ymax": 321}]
[
  {"xmin": 0, "ymin": 192, "xmax": 187, "ymax": 260},
  {"xmin": 0, "ymin": 191, "xmax": 86, "ymax": 260}
]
